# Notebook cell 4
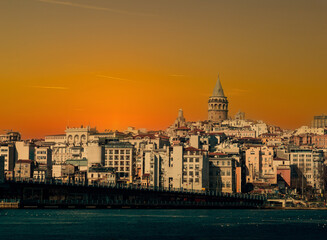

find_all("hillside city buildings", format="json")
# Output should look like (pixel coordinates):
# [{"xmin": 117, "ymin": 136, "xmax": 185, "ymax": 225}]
[{"xmin": 1, "ymin": 76, "xmax": 326, "ymax": 199}]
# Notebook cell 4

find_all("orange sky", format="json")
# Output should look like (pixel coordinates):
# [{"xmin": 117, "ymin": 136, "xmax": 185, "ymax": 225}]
[{"xmin": 1, "ymin": 0, "xmax": 327, "ymax": 139}]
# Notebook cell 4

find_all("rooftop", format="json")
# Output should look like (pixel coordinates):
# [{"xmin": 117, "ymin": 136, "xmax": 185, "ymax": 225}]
[
  {"xmin": 105, "ymin": 142, "xmax": 134, "ymax": 148},
  {"xmin": 184, "ymin": 146, "xmax": 206, "ymax": 152},
  {"xmin": 17, "ymin": 159, "xmax": 33, "ymax": 164},
  {"xmin": 88, "ymin": 166, "xmax": 115, "ymax": 173},
  {"xmin": 66, "ymin": 158, "xmax": 88, "ymax": 166}
]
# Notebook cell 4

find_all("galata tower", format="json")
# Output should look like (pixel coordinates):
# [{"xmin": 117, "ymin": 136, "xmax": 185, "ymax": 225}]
[{"xmin": 208, "ymin": 75, "xmax": 228, "ymax": 122}]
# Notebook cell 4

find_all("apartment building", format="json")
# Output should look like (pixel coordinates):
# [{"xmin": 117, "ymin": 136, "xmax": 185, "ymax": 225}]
[
  {"xmin": 0, "ymin": 144, "xmax": 15, "ymax": 172},
  {"xmin": 88, "ymin": 165, "xmax": 116, "ymax": 184},
  {"xmin": 181, "ymin": 146, "xmax": 209, "ymax": 191},
  {"xmin": 104, "ymin": 142, "xmax": 135, "ymax": 183},
  {"xmin": 14, "ymin": 160, "xmax": 33, "ymax": 179},
  {"xmin": 208, "ymin": 152, "xmax": 238, "ymax": 193},
  {"xmin": 289, "ymin": 149, "xmax": 324, "ymax": 190},
  {"xmin": 245, "ymin": 147, "xmax": 261, "ymax": 183}
]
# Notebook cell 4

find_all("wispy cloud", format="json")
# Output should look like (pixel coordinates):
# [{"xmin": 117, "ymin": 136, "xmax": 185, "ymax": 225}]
[
  {"xmin": 37, "ymin": 0, "xmax": 154, "ymax": 16},
  {"xmin": 30, "ymin": 85, "xmax": 69, "ymax": 90},
  {"xmin": 96, "ymin": 75, "xmax": 136, "ymax": 82}
]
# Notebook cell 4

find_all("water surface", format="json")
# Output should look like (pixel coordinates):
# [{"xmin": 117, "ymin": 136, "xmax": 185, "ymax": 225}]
[{"xmin": 1, "ymin": 209, "xmax": 327, "ymax": 239}]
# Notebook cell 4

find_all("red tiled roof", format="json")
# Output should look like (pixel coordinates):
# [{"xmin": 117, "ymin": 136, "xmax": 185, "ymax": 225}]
[
  {"xmin": 17, "ymin": 159, "xmax": 33, "ymax": 164},
  {"xmin": 133, "ymin": 134, "xmax": 156, "ymax": 139},
  {"xmin": 184, "ymin": 147, "xmax": 204, "ymax": 152},
  {"xmin": 176, "ymin": 127, "xmax": 190, "ymax": 131},
  {"xmin": 158, "ymin": 135, "xmax": 170, "ymax": 139},
  {"xmin": 191, "ymin": 129, "xmax": 205, "ymax": 133},
  {"xmin": 209, "ymin": 132, "xmax": 225, "ymax": 136}
]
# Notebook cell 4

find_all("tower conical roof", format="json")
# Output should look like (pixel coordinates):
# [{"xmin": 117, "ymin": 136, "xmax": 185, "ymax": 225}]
[{"xmin": 212, "ymin": 75, "xmax": 225, "ymax": 97}]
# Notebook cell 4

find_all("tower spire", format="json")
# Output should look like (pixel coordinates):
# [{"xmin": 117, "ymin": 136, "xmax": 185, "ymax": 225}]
[
  {"xmin": 212, "ymin": 74, "xmax": 225, "ymax": 97},
  {"xmin": 208, "ymin": 74, "xmax": 228, "ymax": 122}
]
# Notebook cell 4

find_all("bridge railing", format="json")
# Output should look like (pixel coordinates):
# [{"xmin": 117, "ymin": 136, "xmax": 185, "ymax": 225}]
[{"xmin": 4, "ymin": 177, "xmax": 266, "ymax": 201}]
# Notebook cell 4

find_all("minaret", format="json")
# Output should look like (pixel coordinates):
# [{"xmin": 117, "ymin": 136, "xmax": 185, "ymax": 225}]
[{"xmin": 208, "ymin": 75, "xmax": 228, "ymax": 122}]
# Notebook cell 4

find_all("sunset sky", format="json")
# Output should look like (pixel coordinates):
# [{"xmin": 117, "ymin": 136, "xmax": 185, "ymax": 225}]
[{"xmin": 1, "ymin": 0, "xmax": 326, "ymax": 139}]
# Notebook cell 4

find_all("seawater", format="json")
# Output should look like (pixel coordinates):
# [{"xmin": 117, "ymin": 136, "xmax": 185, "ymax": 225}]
[{"xmin": 1, "ymin": 209, "xmax": 327, "ymax": 240}]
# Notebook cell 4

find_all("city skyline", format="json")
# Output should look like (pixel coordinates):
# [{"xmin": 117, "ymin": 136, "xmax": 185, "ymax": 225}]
[{"xmin": 1, "ymin": 0, "xmax": 327, "ymax": 138}]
